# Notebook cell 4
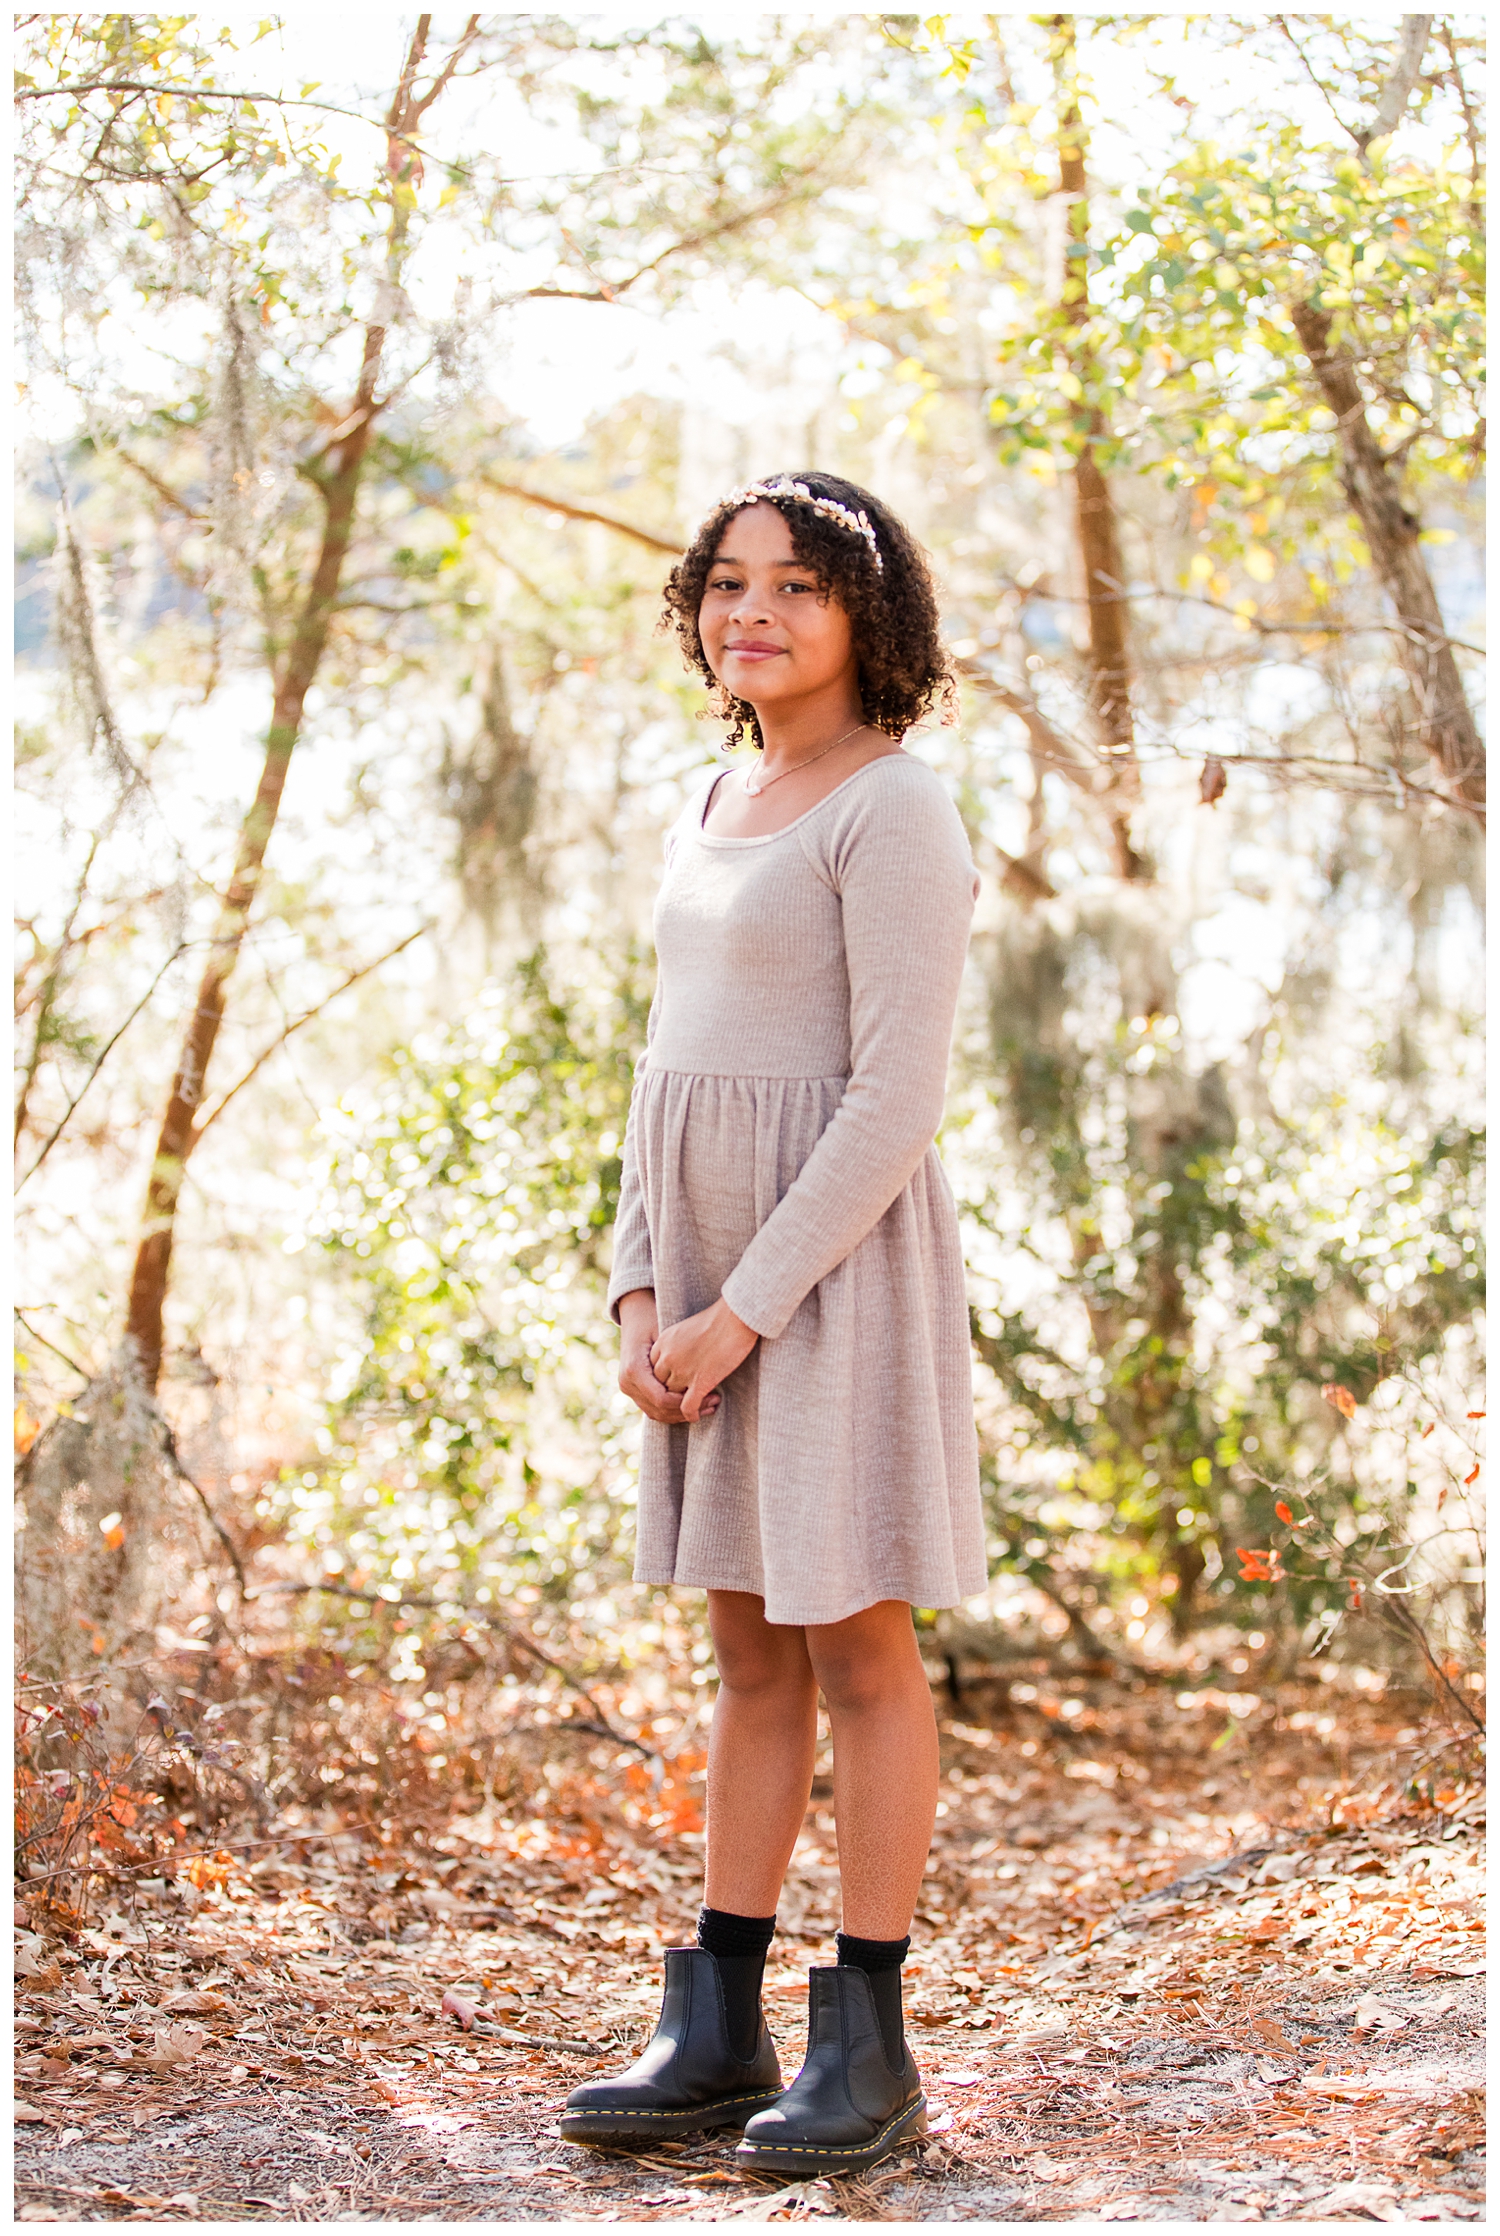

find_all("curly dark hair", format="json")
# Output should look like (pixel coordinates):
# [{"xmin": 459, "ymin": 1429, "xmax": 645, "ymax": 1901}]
[{"xmin": 661, "ymin": 472, "xmax": 954, "ymax": 750}]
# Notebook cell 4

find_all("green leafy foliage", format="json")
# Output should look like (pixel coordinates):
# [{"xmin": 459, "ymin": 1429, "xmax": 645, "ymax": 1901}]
[
  {"xmin": 278, "ymin": 955, "xmax": 646, "ymax": 1615},
  {"xmin": 955, "ymin": 998, "xmax": 1483, "ymax": 1640}
]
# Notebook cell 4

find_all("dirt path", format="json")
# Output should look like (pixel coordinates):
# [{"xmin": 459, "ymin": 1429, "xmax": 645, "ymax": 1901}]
[{"xmin": 15, "ymin": 1675, "xmax": 1485, "ymax": 2223}]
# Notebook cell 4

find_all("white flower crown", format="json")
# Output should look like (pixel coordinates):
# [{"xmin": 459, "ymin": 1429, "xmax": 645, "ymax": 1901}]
[{"xmin": 716, "ymin": 476, "xmax": 883, "ymax": 573}]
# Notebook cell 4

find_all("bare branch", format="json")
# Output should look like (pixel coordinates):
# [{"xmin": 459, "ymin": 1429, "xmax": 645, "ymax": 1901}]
[
  {"xmin": 189, "ymin": 926, "xmax": 430, "ymax": 1143},
  {"xmin": 1359, "ymin": 15, "xmax": 1434, "ymax": 156},
  {"xmin": 1001, "ymin": 581, "xmax": 1485, "ymax": 659},
  {"xmin": 108, "ymin": 444, "xmax": 209, "ymax": 523},
  {"xmin": 13, "ymin": 1310, "xmax": 90, "ymax": 1383},
  {"xmin": 958, "ymin": 669, "xmax": 1104, "ymax": 792},
  {"xmin": 14, "ymin": 820, "xmax": 107, "ymax": 1151},
  {"xmin": 520, "ymin": 178, "xmax": 829, "ymax": 311},
  {"xmin": 1438, "ymin": 21, "xmax": 1484, "ymax": 232},
  {"xmin": 1271, "ymin": 16, "xmax": 1365, "ymax": 147},
  {"xmin": 477, "ymin": 475, "xmax": 684, "ymax": 556},
  {"xmin": 17, "ymin": 942, "xmax": 191, "ymax": 1189},
  {"xmin": 409, "ymin": 15, "xmax": 483, "ymax": 124},
  {"xmin": 158, "ymin": 1419, "xmax": 248, "ymax": 1598}
]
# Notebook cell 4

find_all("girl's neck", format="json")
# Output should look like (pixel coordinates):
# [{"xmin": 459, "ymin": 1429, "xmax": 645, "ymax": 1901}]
[{"xmin": 752, "ymin": 691, "xmax": 869, "ymax": 772}]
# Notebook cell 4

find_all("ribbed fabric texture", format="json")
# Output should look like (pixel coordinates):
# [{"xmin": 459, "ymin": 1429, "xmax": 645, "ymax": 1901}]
[
  {"xmin": 607, "ymin": 756, "xmax": 985, "ymax": 1628},
  {"xmin": 834, "ymin": 1931, "xmax": 910, "ymax": 1973},
  {"xmin": 836, "ymin": 1931, "xmax": 911, "ymax": 2069},
  {"xmin": 697, "ymin": 1907, "xmax": 776, "ymax": 2062}
]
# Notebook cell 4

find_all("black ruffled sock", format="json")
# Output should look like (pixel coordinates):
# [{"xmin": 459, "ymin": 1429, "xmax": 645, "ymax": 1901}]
[
  {"xmin": 835, "ymin": 1930, "xmax": 910, "ymax": 2069},
  {"xmin": 696, "ymin": 1906, "xmax": 776, "ymax": 2061}
]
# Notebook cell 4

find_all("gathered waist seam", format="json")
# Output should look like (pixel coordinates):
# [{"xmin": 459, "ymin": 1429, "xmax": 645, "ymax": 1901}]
[{"xmin": 641, "ymin": 1066, "xmax": 851, "ymax": 1085}]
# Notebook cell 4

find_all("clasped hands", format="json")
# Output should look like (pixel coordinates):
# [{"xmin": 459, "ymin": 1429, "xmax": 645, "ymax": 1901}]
[{"xmin": 617, "ymin": 1289, "xmax": 758, "ymax": 1425}]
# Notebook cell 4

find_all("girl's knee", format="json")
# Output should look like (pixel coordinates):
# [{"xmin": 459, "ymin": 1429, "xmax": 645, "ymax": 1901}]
[
  {"xmin": 807, "ymin": 1606, "xmax": 924, "ymax": 1712},
  {"xmin": 708, "ymin": 1595, "xmax": 813, "ymax": 1698}
]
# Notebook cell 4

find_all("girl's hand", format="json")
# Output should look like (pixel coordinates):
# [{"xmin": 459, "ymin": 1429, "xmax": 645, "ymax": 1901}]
[
  {"xmin": 617, "ymin": 1290, "xmax": 720, "ymax": 1425},
  {"xmin": 651, "ymin": 1299, "xmax": 758, "ymax": 1424}
]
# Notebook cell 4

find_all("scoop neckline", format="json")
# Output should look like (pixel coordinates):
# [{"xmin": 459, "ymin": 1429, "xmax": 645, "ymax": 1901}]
[{"xmin": 694, "ymin": 750, "xmax": 909, "ymax": 846}]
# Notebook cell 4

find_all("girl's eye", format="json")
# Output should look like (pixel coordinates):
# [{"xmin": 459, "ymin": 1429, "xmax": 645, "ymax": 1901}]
[{"xmin": 709, "ymin": 575, "xmax": 741, "ymax": 592}]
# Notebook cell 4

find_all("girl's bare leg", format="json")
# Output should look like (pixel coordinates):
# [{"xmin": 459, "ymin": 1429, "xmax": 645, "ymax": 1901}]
[
  {"xmin": 806, "ymin": 1600, "xmax": 939, "ymax": 1938},
  {"xmin": 703, "ymin": 1590, "xmax": 819, "ymax": 1914},
  {"xmin": 703, "ymin": 1592, "xmax": 938, "ymax": 1939}
]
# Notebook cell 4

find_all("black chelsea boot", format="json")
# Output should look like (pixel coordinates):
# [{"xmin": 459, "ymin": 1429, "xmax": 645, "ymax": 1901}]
[
  {"xmin": 561, "ymin": 1945, "xmax": 783, "ymax": 2145},
  {"xmin": 735, "ymin": 1964, "xmax": 927, "ymax": 2175}
]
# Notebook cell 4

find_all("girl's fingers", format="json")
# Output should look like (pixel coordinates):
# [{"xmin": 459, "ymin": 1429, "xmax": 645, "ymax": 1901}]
[{"xmin": 681, "ymin": 1380, "xmax": 722, "ymax": 1424}]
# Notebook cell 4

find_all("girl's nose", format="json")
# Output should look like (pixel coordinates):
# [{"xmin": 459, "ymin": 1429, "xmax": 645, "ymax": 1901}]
[{"xmin": 728, "ymin": 580, "xmax": 774, "ymax": 626}]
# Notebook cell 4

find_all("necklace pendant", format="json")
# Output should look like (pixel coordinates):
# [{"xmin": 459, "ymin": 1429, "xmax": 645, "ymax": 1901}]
[{"xmin": 744, "ymin": 777, "xmax": 762, "ymax": 796}]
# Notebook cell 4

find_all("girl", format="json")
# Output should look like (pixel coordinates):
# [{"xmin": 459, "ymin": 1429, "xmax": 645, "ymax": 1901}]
[{"xmin": 563, "ymin": 473, "xmax": 984, "ymax": 2176}]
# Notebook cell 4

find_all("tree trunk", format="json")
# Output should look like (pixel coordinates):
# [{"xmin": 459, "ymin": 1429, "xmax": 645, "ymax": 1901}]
[
  {"xmin": 1051, "ymin": 16, "xmax": 1146, "ymax": 881},
  {"xmin": 1291, "ymin": 303, "xmax": 1484, "ymax": 814},
  {"xmin": 123, "ymin": 403, "xmax": 378, "ymax": 1387},
  {"xmin": 121, "ymin": 20, "xmax": 457, "ymax": 1390}
]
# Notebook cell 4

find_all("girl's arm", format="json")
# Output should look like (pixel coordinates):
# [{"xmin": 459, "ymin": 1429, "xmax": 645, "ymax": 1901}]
[
  {"xmin": 607, "ymin": 990, "xmax": 659, "ymax": 1323},
  {"xmin": 719, "ymin": 771, "xmax": 977, "ymax": 1339}
]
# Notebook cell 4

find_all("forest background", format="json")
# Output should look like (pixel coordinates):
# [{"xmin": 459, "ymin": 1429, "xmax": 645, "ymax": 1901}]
[{"xmin": 14, "ymin": 9, "xmax": 1485, "ymax": 1902}]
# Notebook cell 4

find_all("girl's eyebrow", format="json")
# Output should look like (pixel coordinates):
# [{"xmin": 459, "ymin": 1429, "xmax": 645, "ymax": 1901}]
[{"xmin": 709, "ymin": 551, "xmax": 817, "ymax": 569}]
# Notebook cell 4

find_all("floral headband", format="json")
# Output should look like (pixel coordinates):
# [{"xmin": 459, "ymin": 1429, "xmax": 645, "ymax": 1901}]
[{"xmin": 716, "ymin": 475, "xmax": 883, "ymax": 574}]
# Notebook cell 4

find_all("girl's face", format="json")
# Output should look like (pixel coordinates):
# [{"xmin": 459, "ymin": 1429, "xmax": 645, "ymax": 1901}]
[{"xmin": 697, "ymin": 502, "xmax": 858, "ymax": 710}]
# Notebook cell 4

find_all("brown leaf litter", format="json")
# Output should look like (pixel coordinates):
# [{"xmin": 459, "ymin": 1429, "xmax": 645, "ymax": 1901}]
[{"xmin": 14, "ymin": 1670, "xmax": 1485, "ymax": 2222}]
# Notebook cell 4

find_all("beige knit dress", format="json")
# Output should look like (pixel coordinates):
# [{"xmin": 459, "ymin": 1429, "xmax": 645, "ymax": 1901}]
[{"xmin": 607, "ymin": 752, "xmax": 985, "ymax": 1627}]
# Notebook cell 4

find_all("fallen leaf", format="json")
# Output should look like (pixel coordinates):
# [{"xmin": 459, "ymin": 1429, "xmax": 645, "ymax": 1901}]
[
  {"xmin": 1313, "ymin": 2180, "xmax": 1402, "ymax": 2221},
  {"xmin": 1251, "ymin": 2015, "xmax": 1299, "ymax": 2055},
  {"xmin": 1353, "ymin": 1996, "xmax": 1407, "ymax": 2038},
  {"xmin": 1031, "ymin": 2151, "xmax": 1067, "ymax": 2183},
  {"xmin": 14, "ymin": 2101, "xmax": 49, "ymax": 2122},
  {"xmin": 728, "ymin": 2181, "xmax": 839, "ymax": 2220},
  {"xmin": 161, "ymin": 1990, "xmax": 228, "ymax": 2014},
  {"xmin": 145, "ymin": 2023, "xmax": 206, "ymax": 2073}
]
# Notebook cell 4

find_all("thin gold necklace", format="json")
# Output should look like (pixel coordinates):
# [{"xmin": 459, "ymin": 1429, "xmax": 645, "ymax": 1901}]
[{"xmin": 743, "ymin": 723, "xmax": 869, "ymax": 797}]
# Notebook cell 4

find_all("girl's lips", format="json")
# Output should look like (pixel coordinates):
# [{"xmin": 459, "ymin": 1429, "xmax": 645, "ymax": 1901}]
[{"xmin": 724, "ymin": 643, "xmax": 784, "ymax": 660}]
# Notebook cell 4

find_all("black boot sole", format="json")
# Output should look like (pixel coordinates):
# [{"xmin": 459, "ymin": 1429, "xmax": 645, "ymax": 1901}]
[
  {"xmin": 735, "ymin": 2092, "xmax": 928, "ymax": 2175},
  {"xmin": 561, "ymin": 2084, "xmax": 786, "ymax": 2146}
]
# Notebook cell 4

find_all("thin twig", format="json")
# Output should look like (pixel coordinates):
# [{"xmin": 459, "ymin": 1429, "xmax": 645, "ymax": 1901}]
[
  {"xmin": 158, "ymin": 1420, "xmax": 249, "ymax": 1598},
  {"xmin": 190, "ymin": 925, "xmax": 430, "ymax": 1142},
  {"xmin": 478, "ymin": 476, "xmax": 684, "ymax": 556},
  {"xmin": 13, "ymin": 1310, "xmax": 90, "ymax": 1382},
  {"xmin": 17, "ymin": 942, "xmax": 190, "ymax": 1187}
]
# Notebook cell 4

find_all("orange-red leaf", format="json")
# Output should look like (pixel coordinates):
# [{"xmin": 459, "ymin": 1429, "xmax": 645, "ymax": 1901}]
[
  {"xmin": 1275, "ymin": 1501, "xmax": 1294, "ymax": 1525},
  {"xmin": 1322, "ymin": 1384, "xmax": 1357, "ymax": 1419}
]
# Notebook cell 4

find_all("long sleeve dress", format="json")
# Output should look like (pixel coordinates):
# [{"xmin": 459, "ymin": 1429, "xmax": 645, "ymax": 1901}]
[{"xmin": 607, "ymin": 752, "xmax": 986, "ymax": 1627}]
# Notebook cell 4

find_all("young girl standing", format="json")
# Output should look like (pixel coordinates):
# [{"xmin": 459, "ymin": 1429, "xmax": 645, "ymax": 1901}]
[{"xmin": 563, "ymin": 473, "xmax": 984, "ymax": 2176}]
